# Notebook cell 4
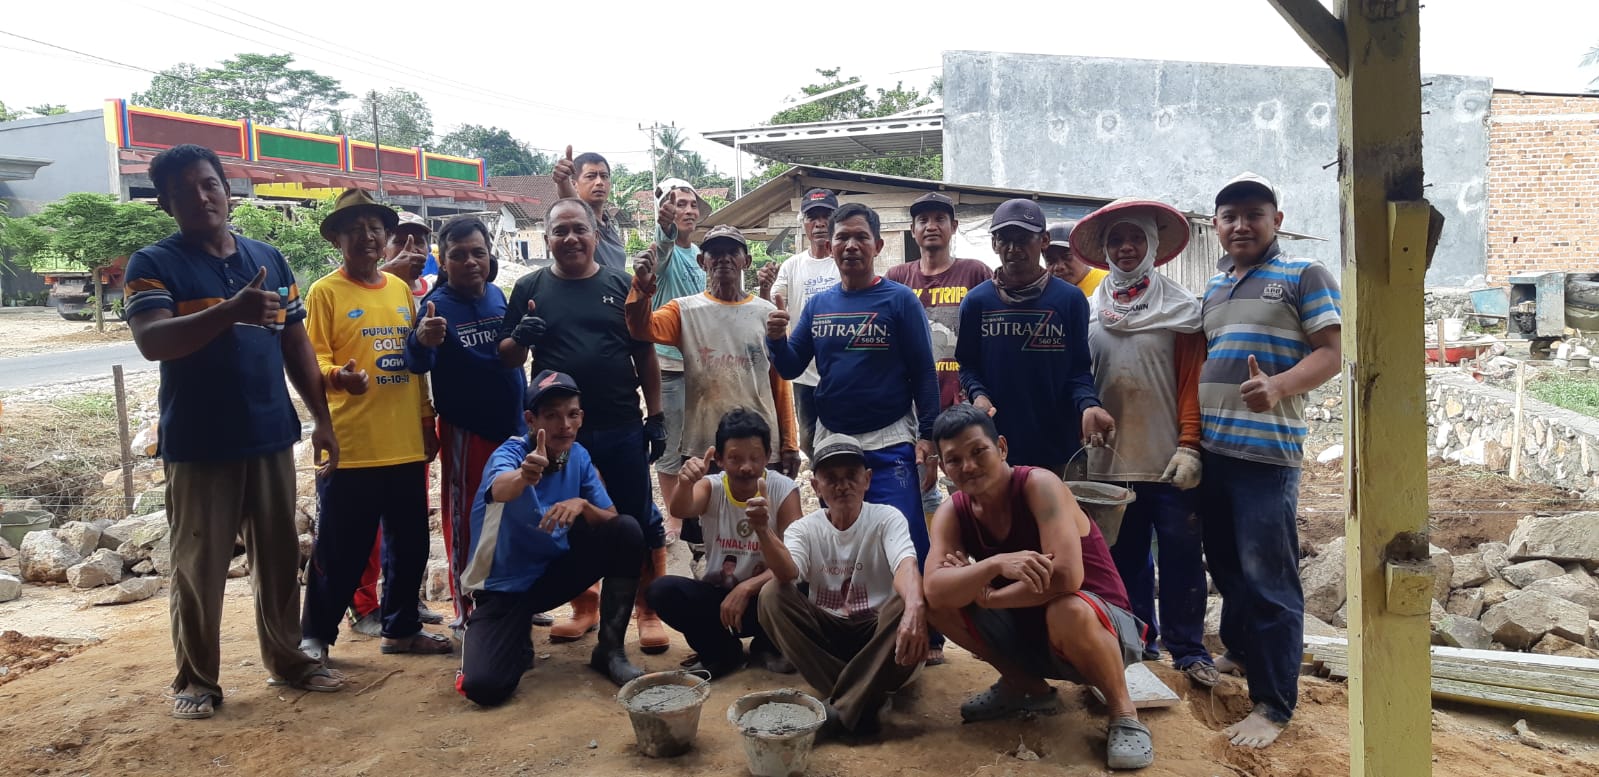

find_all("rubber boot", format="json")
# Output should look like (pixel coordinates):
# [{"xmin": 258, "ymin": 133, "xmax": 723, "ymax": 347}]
[
  {"xmin": 635, "ymin": 547, "xmax": 670, "ymax": 655},
  {"xmin": 589, "ymin": 577, "xmax": 645, "ymax": 686},
  {"xmin": 549, "ymin": 582, "xmax": 599, "ymax": 643}
]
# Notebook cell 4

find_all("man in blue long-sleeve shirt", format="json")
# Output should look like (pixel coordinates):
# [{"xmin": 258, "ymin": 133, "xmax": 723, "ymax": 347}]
[
  {"xmin": 765, "ymin": 202, "xmax": 946, "ymax": 659},
  {"xmin": 956, "ymin": 199, "xmax": 1115, "ymax": 476},
  {"xmin": 406, "ymin": 216, "xmax": 528, "ymax": 627}
]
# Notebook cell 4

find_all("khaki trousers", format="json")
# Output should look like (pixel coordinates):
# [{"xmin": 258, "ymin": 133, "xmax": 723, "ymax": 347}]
[{"xmin": 166, "ymin": 449, "xmax": 317, "ymax": 698}]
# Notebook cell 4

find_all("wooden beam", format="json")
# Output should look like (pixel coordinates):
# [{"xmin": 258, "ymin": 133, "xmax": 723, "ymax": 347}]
[
  {"xmin": 1335, "ymin": 1, "xmax": 1431, "ymax": 776},
  {"xmin": 1267, "ymin": 0, "xmax": 1350, "ymax": 77}
]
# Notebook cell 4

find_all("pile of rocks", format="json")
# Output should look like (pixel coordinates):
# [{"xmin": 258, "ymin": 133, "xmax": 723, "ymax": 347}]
[{"xmin": 1297, "ymin": 512, "xmax": 1599, "ymax": 658}]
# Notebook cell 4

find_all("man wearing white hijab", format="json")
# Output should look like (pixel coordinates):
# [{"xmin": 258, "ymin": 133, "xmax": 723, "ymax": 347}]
[{"xmin": 1071, "ymin": 199, "xmax": 1217, "ymax": 691}]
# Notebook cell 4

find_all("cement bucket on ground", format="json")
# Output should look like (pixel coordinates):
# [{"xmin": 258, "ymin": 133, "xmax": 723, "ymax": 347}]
[
  {"xmin": 1067, "ymin": 481, "xmax": 1136, "ymax": 546},
  {"xmin": 0, "ymin": 509, "xmax": 53, "ymax": 548},
  {"xmin": 727, "ymin": 689, "xmax": 827, "ymax": 777},
  {"xmin": 616, "ymin": 670, "xmax": 712, "ymax": 757}
]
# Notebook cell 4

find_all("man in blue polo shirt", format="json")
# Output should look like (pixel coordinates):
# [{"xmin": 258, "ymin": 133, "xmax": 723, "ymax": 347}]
[
  {"xmin": 124, "ymin": 143, "xmax": 344, "ymax": 720},
  {"xmin": 1198, "ymin": 172, "xmax": 1342, "ymax": 750},
  {"xmin": 456, "ymin": 371, "xmax": 647, "ymax": 705}
]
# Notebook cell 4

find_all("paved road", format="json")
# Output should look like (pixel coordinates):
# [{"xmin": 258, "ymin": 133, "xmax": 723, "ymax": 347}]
[{"xmin": 0, "ymin": 342, "xmax": 155, "ymax": 390}]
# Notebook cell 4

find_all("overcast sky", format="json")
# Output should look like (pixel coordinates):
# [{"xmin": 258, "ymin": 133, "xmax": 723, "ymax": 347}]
[{"xmin": 3, "ymin": 0, "xmax": 1596, "ymax": 177}]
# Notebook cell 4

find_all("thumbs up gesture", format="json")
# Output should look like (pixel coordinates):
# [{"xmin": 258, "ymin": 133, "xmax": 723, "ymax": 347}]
[
  {"xmin": 552, "ymin": 144, "xmax": 576, "ymax": 195},
  {"xmin": 632, "ymin": 244, "xmax": 658, "ymax": 296},
  {"xmin": 229, "ymin": 265, "xmax": 281, "ymax": 326},
  {"xmin": 335, "ymin": 358, "xmax": 370, "ymax": 395},
  {"xmin": 520, "ymin": 428, "xmax": 549, "ymax": 486},
  {"xmin": 416, "ymin": 300, "xmax": 447, "ymax": 348},
  {"xmin": 756, "ymin": 262, "xmax": 779, "ymax": 301},
  {"xmin": 510, "ymin": 299, "xmax": 549, "ymax": 348},
  {"xmin": 678, "ymin": 445, "xmax": 714, "ymax": 485},
  {"xmin": 1239, "ymin": 354, "xmax": 1282, "ymax": 413},
  {"xmin": 744, "ymin": 477, "xmax": 770, "ymax": 533}
]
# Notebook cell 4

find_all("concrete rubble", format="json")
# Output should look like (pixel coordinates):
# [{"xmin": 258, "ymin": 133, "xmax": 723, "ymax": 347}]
[
  {"xmin": 1479, "ymin": 590, "xmax": 1589, "ymax": 649},
  {"xmin": 1508, "ymin": 512, "xmax": 1599, "ymax": 567},
  {"xmin": 94, "ymin": 576, "xmax": 162, "ymax": 605},
  {"xmin": 66, "ymin": 549, "xmax": 124, "ymax": 589},
  {"xmin": 18, "ymin": 530, "xmax": 83, "ymax": 583},
  {"xmin": 1500, "ymin": 559, "xmax": 1565, "ymax": 589},
  {"xmin": 0, "ymin": 572, "xmax": 21, "ymax": 602},
  {"xmin": 1300, "ymin": 537, "xmax": 1347, "ymax": 622}
]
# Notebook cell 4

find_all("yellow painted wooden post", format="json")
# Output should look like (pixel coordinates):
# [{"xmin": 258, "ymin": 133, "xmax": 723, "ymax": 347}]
[{"xmin": 1269, "ymin": 2, "xmax": 1432, "ymax": 775}]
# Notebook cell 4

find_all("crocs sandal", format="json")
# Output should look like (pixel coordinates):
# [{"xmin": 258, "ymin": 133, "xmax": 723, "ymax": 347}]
[
  {"xmin": 171, "ymin": 691, "xmax": 222, "ymax": 719},
  {"xmin": 959, "ymin": 682, "xmax": 1062, "ymax": 723},
  {"xmin": 1106, "ymin": 716, "xmax": 1155, "ymax": 770},
  {"xmin": 1183, "ymin": 661, "xmax": 1222, "ymax": 688},
  {"xmin": 381, "ymin": 630, "xmax": 454, "ymax": 654}
]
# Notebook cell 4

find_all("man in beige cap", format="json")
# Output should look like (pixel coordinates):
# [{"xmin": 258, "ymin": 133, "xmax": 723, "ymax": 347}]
[{"xmin": 380, "ymin": 211, "xmax": 438, "ymax": 300}]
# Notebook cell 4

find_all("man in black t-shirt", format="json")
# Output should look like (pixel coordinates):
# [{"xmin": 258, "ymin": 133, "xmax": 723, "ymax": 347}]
[{"xmin": 498, "ymin": 198, "xmax": 664, "ymax": 684}]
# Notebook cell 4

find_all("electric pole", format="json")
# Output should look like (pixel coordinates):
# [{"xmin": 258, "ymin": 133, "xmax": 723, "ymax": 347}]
[
  {"xmin": 639, "ymin": 121, "xmax": 676, "ymax": 196},
  {"xmin": 370, "ymin": 90, "xmax": 384, "ymax": 201}
]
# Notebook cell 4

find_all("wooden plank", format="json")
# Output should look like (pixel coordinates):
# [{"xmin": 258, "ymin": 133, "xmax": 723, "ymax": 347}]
[
  {"xmin": 1306, "ymin": 636, "xmax": 1599, "ymax": 673},
  {"xmin": 1267, "ymin": 0, "xmax": 1350, "ymax": 77},
  {"xmin": 1089, "ymin": 663, "xmax": 1181, "ymax": 710},
  {"xmin": 1316, "ymin": 657, "xmax": 1599, "ymax": 720},
  {"xmin": 1313, "ymin": 651, "xmax": 1599, "ymax": 701}
]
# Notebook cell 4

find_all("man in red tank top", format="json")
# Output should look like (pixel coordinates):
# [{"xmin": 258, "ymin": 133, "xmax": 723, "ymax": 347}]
[{"xmin": 924, "ymin": 404, "xmax": 1155, "ymax": 771}]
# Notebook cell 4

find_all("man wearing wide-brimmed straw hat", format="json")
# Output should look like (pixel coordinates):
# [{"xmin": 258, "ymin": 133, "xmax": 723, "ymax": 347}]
[
  {"xmin": 299, "ymin": 189, "xmax": 453, "ymax": 665},
  {"xmin": 1071, "ymin": 197, "xmax": 1219, "ymax": 691}
]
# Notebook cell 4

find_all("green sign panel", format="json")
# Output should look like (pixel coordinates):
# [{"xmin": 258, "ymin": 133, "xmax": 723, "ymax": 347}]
[{"xmin": 426, "ymin": 156, "xmax": 479, "ymax": 183}]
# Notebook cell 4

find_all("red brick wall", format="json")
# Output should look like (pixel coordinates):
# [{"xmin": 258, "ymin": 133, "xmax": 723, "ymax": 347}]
[{"xmin": 1486, "ymin": 92, "xmax": 1599, "ymax": 284}]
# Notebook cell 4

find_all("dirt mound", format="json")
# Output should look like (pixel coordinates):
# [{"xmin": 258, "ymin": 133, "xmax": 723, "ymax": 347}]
[{"xmin": 0, "ymin": 630, "xmax": 92, "ymax": 688}]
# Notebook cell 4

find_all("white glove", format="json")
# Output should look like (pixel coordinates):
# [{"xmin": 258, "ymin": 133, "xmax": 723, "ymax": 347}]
[{"xmin": 1161, "ymin": 447, "xmax": 1202, "ymax": 490}]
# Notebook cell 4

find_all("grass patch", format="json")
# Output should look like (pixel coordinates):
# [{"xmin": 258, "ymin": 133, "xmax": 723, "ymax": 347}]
[
  {"xmin": 1528, "ymin": 373, "xmax": 1599, "ymax": 418},
  {"xmin": 1, "ymin": 394, "xmax": 125, "ymax": 522}
]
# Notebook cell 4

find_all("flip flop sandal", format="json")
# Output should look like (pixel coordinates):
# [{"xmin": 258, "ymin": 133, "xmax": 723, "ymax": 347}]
[
  {"xmin": 268, "ymin": 666, "xmax": 345, "ymax": 693},
  {"xmin": 171, "ymin": 692, "xmax": 221, "ymax": 719},
  {"xmin": 1183, "ymin": 662, "xmax": 1222, "ymax": 688},
  {"xmin": 1106, "ymin": 716, "xmax": 1155, "ymax": 770},
  {"xmin": 381, "ymin": 630, "xmax": 453, "ymax": 654}
]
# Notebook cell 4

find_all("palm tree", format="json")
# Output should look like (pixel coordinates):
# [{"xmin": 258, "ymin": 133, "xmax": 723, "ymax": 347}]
[
  {"xmin": 680, "ymin": 152, "xmax": 710, "ymax": 184},
  {"xmin": 608, "ymin": 180, "xmax": 648, "ymax": 228},
  {"xmin": 1586, "ymin": 44, "xmax": 1599, "ymax": 90},
  {"xmin": 654, "ymin": 126, "xmax": 689, "ymax": 180}
]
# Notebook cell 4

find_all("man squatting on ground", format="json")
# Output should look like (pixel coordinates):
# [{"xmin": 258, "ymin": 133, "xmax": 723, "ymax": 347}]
[{"xmin": 127, "ymin": 143, "xmax": 345, "ymax": 719}]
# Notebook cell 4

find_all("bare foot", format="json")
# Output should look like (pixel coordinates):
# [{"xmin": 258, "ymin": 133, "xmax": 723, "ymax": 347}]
[
  {"xmin": 925, "ymin": 647, "xmax": 945, "ymax": 666},
  {"xmin": 1225, "ymin": 710, "xmax": 1286, "ymax": 748},
  {"xmin": 1214, "ymin": 654, "xmax": 1246, "ymax": 677}
]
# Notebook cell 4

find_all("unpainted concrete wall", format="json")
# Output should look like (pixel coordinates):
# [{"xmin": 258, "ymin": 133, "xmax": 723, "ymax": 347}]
[
  {"xmin": 942, "ymin": 51, "xmax": 1491, "ymax": 287},
  {"xmin": 0, "ymin": 110, "xmax": 116, "ymax": 215}
]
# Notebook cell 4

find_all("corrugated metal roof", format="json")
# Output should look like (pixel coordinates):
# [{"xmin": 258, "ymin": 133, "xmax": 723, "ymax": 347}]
[{"xmin": 703, "ymin": 116, "xmax": 943, "ymax": 165}]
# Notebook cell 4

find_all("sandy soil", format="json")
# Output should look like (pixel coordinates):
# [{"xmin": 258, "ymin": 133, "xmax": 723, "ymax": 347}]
[
  {"xmin": 0, "ymin": 308, "xmax": 132, "ymax": 359},
  {"xmin": 1, "ymin": 577, "xmax": 1596, "ymax": 777}
]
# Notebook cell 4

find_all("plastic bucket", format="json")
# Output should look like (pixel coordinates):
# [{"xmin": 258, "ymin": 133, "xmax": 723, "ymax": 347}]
[
  {"xmin": 1442, "ymin": 317, "xmax": 1466, "ymax": 342},
  {"xmin": 1067, "ymin": 481, "xmax": 1136, "ymax": 547},
  {"xmin": 0, "ymin": 509, "xmax": 54, "ymax": 548},
  {"xmin": 616, "ymin": 670, "xmax": 712, "ymax": 757},
  {"xmin": 727, "ymin": 689, "xmax": 827, "ymax": 777}
]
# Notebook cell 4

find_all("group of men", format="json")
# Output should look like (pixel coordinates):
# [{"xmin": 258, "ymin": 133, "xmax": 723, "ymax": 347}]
[{"xmin": 126, "ymin": 140, "xmax": 1338, "ymax": 771}]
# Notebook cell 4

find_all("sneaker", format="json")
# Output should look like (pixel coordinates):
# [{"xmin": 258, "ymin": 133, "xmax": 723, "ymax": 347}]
[{"xmin": 959, "ymin": 682, "xmax": 1061, "ymax": 723}]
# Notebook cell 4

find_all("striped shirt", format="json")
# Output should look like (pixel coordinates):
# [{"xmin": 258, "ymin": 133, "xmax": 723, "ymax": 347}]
[{"xmin": 1198, "ymin": 243, "xmax": 1341, "ymax": 467}]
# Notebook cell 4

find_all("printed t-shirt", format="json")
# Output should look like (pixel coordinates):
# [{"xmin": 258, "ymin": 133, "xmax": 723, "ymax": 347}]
[
  {"xmin": 406, "ymin": 282, "xmax": 527, "ymax": 443},
  {"xmin": 648, "ymin": 224, "xmax": 707, "ymax": 371},
  {"xmin": 700, "ymin": 472, "xmax": 798, "ymax": 588},
  {"xmin": 784, "ymin": 502, "xmax": 916, "ymax": 618},
  {"xmin": 124, "ymin": 233, "xmax": 306, "ymax": 463},
  {"xmin": 502, "ymin": 266, "xmax": 643, "ymax": 432},
  {"xmin": 462, "ymin": 439, "xmax": 613, "ymax": 593},
  {"xmin": 304, "ymin": 268, "xmax": 431, "ymax": 468},
  {"xmin": 885, "ymin": 258, "xmax": 992, "ymax": 409},
  {"xmin": 772, "ymin": 251, "xmax": 840, "ymax": 386}
]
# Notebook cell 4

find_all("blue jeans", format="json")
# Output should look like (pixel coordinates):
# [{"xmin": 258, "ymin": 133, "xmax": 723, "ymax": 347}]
[
  {"xmin": 1198, "ymin": 451, "xmax": 1303, "ymax": 724},
  {"xmin": 1109, "ymin": 482, "xmax": 1211, "ymax": 668},
  {"xmin": 578, "ymin": 422, "xmax": 665, "ymax": 549},
  {"xmin": 862, "ymin": 442, "xmax": 943, "ymax": 649},
  {"xmin": 302, "ymin": 462, "xmax": 428, "ymax": 644}
]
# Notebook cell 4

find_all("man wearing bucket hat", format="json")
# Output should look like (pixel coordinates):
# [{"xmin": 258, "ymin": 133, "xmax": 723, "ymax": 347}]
[
  {"xmin": 1044, "ymin": 222, "xmax": 1107, "ymax": 295},
  {"xmin": 762, "ymin": 188, "xmax": 842, "ymax": 461},
  {"xmin": 754, "ymin": 433, "xmax": 929, "ymax": 736},
  {"xmin": 456, "ymin": 371, "xmax": 648, "ymax": 705},
  {"xmin": 1071, "ymin": 198, "xmax": 1218, "ymax": 689},
  {"xmin": 923, "ymin": 403, "xmax": 1153, "ymax": 770},
  {"xmin": 955, "ymin": 198, "xmax": 1113, "ymax": 477},
  {"xmin": 300, "ymin": 189, "xmax": 451, "ymax": 664},
  {"xmin": 1198, "ymin": 172, "xmax": 1342, "ymax": 750}
]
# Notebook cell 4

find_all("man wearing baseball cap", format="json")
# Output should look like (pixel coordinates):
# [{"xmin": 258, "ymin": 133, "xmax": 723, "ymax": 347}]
[
  {"xmin": 457, "ymin": 371, "xmax": 648, "ymax": 704},
  {"xmin": 1044, "ymin": 221, "xmax": 1107, "ymax": 295},
  {"xmin": 381, "ymin": 211, "xmax": 439, "ymax": 300},
  {"xmin": 955, "ymin": 198, "xmax": 1113, "ymax": 477},
  {"xmin": 758, "ymin": 188, "xmax": 842, "ymax": 460},
  {"xmin": 754, "ymin": 433, "xmax": 929, "ymax": 736},
  {"xmin": 1197, "ymin": 172, "xmax": 1341, "ymax": 750}
]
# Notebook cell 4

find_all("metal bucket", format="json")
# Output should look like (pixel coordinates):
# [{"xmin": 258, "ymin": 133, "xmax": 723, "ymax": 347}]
[
  {"xmin": 617, "ymin": 670, "xmax": 712, "ymax": 757},
  {"xmin": 1067, "ymin": 481, "xmax": 1136, "ymax": 547},
  {"xmin": 0, "ymin": 509, "xmax": 54, "ymax": 548},
  {"xmin": 727, "ymin": 689, "xmax": 827, "ymax": 777}
]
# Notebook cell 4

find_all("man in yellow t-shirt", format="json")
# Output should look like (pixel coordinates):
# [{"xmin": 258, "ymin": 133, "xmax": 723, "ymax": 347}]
[
  {"xmin": 1046, "ymin": 222, "xmax": 1107, "ymax": 296},
  {"xmin": 299, "ymin": 189, "xmax": 451, "ymax": 663}
]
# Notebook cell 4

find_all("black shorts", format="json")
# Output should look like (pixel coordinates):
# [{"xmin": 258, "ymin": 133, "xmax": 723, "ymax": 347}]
[{"xmin": 961, "ymin": 591, "xmax": 1147, "ymax": 682}]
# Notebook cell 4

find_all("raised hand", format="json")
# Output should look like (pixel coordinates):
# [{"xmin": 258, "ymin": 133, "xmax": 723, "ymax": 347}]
[
  {"xmin": 552, "ymin": 145, "xmax": 575, "ymax": 188},
  {"xmin": 656, "ymin": 191, "xmax": 678, "ymax": 228},
  {"xmin": 230, "ymin": 266, "xmax": 281, "ymax": 326},
  {"xmin": 756, "ymin": 262, "xmax": 778, "ymax": 301},
  {"xmin": 745, "ymin": 477, "xmax": 770, "ymax": 533},
  {"xmin": 520, "ymin": 428, "xmax": 549, "ymax": 486},
  {"xmin": 765, "ymin": 309, "xmax": 790, "ymax": 341},
  {"xmin": 678, "ymin": 445, "xmax": 714, "ymax": 484},
  {"xmin": 416, "ymin": 300, "xmax": 447, "ymax": 348},
  {"xmin": 510, "ymin": 300, "xmax": 548, "ymax": 348},
  {"xmin": 336, "ymin": 359, "xmax": 369, "ymax": 395},
  {"xmin": 1239, "ymin": 354, "xmax": 1282, "ymax": 413},
  {"xmin": 632, "ymin": 245, "xmax": 658, "ymax": 296}
]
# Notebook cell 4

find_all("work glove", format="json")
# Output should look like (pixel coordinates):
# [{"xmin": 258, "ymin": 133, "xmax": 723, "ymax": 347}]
[
  {"xmin": 643, "ymin": 413, "xmax": 668, "ymax": 463},
  {"xmin": 509, "ymin": 306, "xmax": 548, "ymax": 349},
  {"xmin": 1161, "ymin": 447, "xmax": 1203, "ymax": 490}
]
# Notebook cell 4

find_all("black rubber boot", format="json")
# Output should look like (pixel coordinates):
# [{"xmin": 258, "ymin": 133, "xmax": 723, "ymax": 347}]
[{"xmin": 589, "ymin": 577, "xmax": 645, "ymax": 686}]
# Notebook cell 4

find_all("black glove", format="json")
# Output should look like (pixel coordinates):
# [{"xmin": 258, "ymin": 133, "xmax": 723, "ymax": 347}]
[
  {"xmin": 510, "ymin": 314, "xmax": 548, "ymax": 349},
  {"xmin": 643, "ymin": 413, "xmax": 667, "ymax": 463}
]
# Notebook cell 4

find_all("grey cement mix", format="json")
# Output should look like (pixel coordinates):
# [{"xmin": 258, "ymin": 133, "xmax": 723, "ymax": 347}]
[
  {"xmin": 738, "ymin": 702, "xmax": 817, "ymax": 735},
  {"xmin": 626, "ymin": 684, "xmax": 700, "ymax": 714}
]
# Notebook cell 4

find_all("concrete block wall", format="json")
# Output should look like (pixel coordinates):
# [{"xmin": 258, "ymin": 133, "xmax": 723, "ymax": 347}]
[{"xmin": 1486, "ymin": 92, "xmax": 1599, "ymax": 284}]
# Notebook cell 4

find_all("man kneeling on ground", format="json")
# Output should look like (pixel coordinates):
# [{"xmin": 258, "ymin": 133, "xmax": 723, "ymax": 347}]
[
  {"xmin": 647, "ymin": 408, "xmax": 801, "ymax": 677},
  {"xmin": 754, "ymin": 433, "xmax": 929, "ymax": 736},
  {"xmin": 457, "ymin": 371, "xmax": 646, "ymax": 706},
  {"xmin": 923, "ymin": 404, "xmax": 1154, "ymax": 771}
]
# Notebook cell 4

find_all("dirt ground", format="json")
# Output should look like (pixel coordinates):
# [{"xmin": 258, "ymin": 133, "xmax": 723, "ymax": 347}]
[
  {"xmin": 1296, "ymin": 459, "xmax": 1592, "ymax": 554},
  {"xmin": 0, "ymin": 307, "xmax": 132, "ymax": 359},
  {"xmin": 0, "ymin": 579, "xmax": 1596, "ymax": 777}
]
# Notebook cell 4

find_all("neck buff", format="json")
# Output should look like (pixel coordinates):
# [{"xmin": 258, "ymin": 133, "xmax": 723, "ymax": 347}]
[{"xmin": 1091, "ymin": 215, "xmax": 1201, "ymax": 334}]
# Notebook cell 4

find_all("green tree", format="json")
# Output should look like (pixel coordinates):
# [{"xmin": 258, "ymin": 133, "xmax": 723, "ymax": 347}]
[
  {"xmin": 345, "ymin": 89, "xmax": 433, "ymax": 148},
  {"xmin": 438, "ymin": 124, "xmax": 551, "ymax": 176},
  {"xmin": 25, "ymin": 104, "xmax": 67, "ymax": 117},
  {"xmin": 132, "ymin": 55, "xmax": 349, "ymax": 129},
  {"xmin": 132, "ymin": 63, "xmax": 215, "ymax": 115},
  {"xmin": 0, "ymin": 194, "xmax": 175, "ymax": 330},
  {"xmin": 278, "ymin": 69, "xmax": 352, "ymax": 131},
  {"xmin": 229, "ymin": 197, "xmax": 341, "ymax": 283},
  {"xmin": 654, "ymin": 126, "xmax": 689, "ymax": 180}
]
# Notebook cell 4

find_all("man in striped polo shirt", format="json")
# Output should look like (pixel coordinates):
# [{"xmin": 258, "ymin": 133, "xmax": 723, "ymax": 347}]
[{"xmin": 1197, "ymin": 172, "xmax": 1342, "ymax": 750}]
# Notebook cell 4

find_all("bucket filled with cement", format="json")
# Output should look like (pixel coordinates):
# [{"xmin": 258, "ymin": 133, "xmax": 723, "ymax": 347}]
[
  {"xmin": 1067, "ymin": 480, "xmax": 1136, "ymax": 546},
  {"xmin": 616, "ymin": 670, "xmax": 712, "ymax": 757},
  {"xmin": 727, "ymin": 689, "xmax": 828, "ymax": 777}
]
